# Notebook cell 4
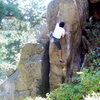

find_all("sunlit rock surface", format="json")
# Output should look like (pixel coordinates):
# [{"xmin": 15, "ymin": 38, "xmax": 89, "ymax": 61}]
[
  {"xmin": 47, "ymin": 0, "xmax": 89, "ymax": 90},
  {"xmin": 0, "ymin": 0, "xmax": 91, "ymax": 99},
  {"xmin": 0, "ymin": 43, "xmax": 49, "ymax": 100},
  {"xmin": 16, "ymin": 43, "xmax": 44, "ymax": 91}
]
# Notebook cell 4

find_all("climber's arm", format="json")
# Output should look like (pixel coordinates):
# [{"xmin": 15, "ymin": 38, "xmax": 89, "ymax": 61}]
[
  {"xmin": 61, "ymin": 29, "xmax": 66, "ymax": 38},
  {"xmin": 61, "ymin": 34, "xmax": 65, "ymax": 38}
]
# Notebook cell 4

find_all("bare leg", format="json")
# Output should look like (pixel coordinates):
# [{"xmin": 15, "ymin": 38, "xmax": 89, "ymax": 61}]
[
  {"xmin": 59, "ymin": 49, "xmax": 65, "ymax": 63},
  {"xmin": 58, "ymin": 49, "xmax": 63, "ymax": 60}
]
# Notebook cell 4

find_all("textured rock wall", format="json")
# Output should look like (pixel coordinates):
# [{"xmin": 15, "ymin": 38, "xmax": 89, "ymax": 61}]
[
  {"xmin": 0, "ymin": 0, "xmax": 90, "ymax": 98},
  {"xmin": 0, "ymin": 43, "xmax": 50, "ymax": 100},
  {"xmin": 16, "ymin": 43, "xmax": 44, "ymax": 91},
  {"xmin": 47, "ymin": 0, "xmax": 89, "ymax": 90}
]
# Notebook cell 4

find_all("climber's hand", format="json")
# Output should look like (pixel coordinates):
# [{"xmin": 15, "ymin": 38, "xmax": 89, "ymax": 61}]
[{"xmin": 61, "ymin": 34, "xmax": 65, "ymax": 38}]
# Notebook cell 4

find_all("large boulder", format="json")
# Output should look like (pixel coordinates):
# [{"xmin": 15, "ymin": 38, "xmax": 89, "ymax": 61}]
[
  {"xmin": 0, "ymin": 0, "xmax": 91, "ymax": 98},
  {"xmin": 47, "ymin": 0, "xmax": 89, "ymax": 90},
  {"xmin": 0, "ymin": 43, "xmax": 50, "ymax": 100},
  {"xmin": 16, "ymin": 43, "xmax": 44, "ymax": 91}
]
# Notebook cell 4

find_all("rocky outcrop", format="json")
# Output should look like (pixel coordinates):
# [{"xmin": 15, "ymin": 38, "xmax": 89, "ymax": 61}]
[
  {"xmin": 0, "ymin": 0, "xmax": 91, "ymax": 99},
  {"xmin": 47, "ymin": 0, "xmax": 89, "ymax": 90},
  {"xmin": 16, "ymin": 43, "xmax": 44, "ymax": 91},
  {"xmin": 0, "ymin": 43, "xmax": 50, "ymax": 100}
]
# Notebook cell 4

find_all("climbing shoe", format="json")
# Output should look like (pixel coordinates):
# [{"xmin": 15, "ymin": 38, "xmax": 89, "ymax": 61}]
[{"xmin": 59, "ymin": 59, "xmax": 65, "ymax": 64}]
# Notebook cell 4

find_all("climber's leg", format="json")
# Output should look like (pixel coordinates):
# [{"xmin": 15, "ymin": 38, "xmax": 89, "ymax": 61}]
[
  {"xmin": 59, "ymin": 50, "xmax": 65, "ymax": 63},
  {"xmin": 58, "ymin": 49, "xmax": 63, "ymax": 60},
  {"xmin": 54, "ymin": 38, "xmax": 65, "ymax": 63}
]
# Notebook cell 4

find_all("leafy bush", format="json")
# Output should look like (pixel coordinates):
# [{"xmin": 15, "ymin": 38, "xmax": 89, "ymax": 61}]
[
  {"xmin": 0, "ymin": 0, "xmax": 22, "ymax": 21},
  {"xmin": 47, "ymin": 66, "xmax": 100, "ymax": 100},
  {"xmin": 0, "ymin": 19, "xmax": 40, "ymax": 65},
  {"xmin": 0, "ymin": 30, "xmax": 21, "ymax": 64},
  {"xmin": 84, "ymin": 21, "xmax": 100, "ymax": 47}
]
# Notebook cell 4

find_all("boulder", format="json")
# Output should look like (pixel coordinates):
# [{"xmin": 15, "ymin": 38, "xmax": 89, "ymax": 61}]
[
  {"xmin": 16, "ymin": 43, "xmax": 50, "ymax": 96},
  {"xmin": 0, "ymin": 43, "xmax": 50, "ymax": 99},
  {"xmin": 0, "ymin": 71, "xmax": 18, "ymax": 100},
  {"xmin": 47, "ymin": 0, "xmax": 89, "ymax": 90},
  {"xmin": 16, "ymin": 43, "xmax": 44, "ymax": 91},
  {"xmin": 0, "ymin": 0, "xmax": 91, "ymax": 98}
]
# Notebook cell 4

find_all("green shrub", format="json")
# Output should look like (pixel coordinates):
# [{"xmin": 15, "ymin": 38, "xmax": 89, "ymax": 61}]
[
  {"xmin": 47, "ymin": 67, "xmax": 100, "ymax": 100},
  {"xmin": 0, "ymin": 0, "xmax": 22, "ymax": 21}
]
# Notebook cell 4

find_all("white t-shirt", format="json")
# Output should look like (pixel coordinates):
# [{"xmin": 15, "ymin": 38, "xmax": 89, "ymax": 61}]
[{"xmin": 52, "ymin": 23, "xmax": 65, "ymax": 39}]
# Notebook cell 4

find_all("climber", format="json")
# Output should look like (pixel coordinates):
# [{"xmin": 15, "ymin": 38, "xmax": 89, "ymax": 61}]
[{"xmin": 49, "ymin": 22, "xmax": 65, "ymax": 63}]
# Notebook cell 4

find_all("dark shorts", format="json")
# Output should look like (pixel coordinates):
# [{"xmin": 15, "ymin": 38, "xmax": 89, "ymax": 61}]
[{"xmin": 53, "ymin": 36, "xmax": 61, "ymax": 50}]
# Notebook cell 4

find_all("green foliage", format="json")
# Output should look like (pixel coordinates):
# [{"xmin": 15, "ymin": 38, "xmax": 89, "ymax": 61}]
[
  {"xmin": 47, "ymin": 67, "xmax": 100, "ymax": 100},
  {"xmin": 0, "ymin": 0, "xmax": 22, "ymax": 21},
  {"xmin": 4, "ymin": 39, "xmax": 20, "ymax": 63},
  {"xmin": 0, "ymin": 0, "xmax": 46, "ymax": 65},
  {"xmin": 24, "ymin": 0, "xmax": 46, "ymax": 27},
  {"xmin": 0, "ymin": 0, "xmax": 47, "ymax": 83},
  {"xmin": 0, "ymin": 30, "xmax": 21, "ymax": 64},
  {"xmin": 0, "ymin": 18, "xmax": 38, "ymax": 65},
  {"xmin": 84, "ymin": 21, "xmax": 100, "ymax": 40},
  {"xmin": 5, "ymin": 3, "xmax": 22, "ymax": 20},
  {"xmin": 0, "ymin": 0, "xmax": 7, "ymax": 21}
]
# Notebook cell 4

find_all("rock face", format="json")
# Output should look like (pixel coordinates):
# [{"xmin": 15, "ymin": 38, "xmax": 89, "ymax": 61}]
[
  {"xmin": 0, "ymin": 0, "xmax": 90, "ymax": 99},
  {"xmin": 16, "ymin": 43, "xmax": 44, "ymax": 91},
  {"xmin": 47, "ymin": 0, "xmax": 89, "ymax": 90},
  {"xmin": 0, "ymin": 43, "xmax": 50, "ymax": 100}
]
